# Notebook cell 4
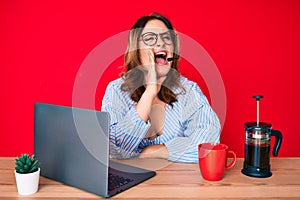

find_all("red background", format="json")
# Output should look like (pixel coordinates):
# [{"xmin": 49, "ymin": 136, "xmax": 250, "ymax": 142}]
[{"xmin": 1, "ymin": 0, "xmax": 300, "ymax": 157}]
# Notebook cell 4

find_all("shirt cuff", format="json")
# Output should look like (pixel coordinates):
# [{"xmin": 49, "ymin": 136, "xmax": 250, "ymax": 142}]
[{"xmin": 164, "ymin": 137, "xmax": 194, "ymax": 162}]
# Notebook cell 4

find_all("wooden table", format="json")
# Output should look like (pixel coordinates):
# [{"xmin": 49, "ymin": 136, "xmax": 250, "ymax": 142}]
[{"xmin": 1, "ymin": 157, "xmax": 300, "ymax": 199}]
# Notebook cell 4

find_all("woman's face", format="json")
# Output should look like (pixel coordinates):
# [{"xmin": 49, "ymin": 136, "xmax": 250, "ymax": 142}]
[{"xmin": 139, "ymin": 19, "xmax": 174, "ymax": 78}]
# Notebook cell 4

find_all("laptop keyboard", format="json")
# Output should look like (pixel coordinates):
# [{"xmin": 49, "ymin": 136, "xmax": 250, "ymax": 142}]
[{"xmin": 108, "ymin": 173, "xmax": 134, "ymax": 191}]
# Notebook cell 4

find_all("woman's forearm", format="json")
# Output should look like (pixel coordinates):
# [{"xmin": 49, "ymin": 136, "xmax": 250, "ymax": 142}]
[{"xmin": 135, "ymin": 89, "xmax": 156, "ymax": 122}]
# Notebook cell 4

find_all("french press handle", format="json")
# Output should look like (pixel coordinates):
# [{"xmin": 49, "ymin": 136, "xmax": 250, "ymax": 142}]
[{"xmin": 270, "ymin": 130, "xmax": 282, "ymax": 156}]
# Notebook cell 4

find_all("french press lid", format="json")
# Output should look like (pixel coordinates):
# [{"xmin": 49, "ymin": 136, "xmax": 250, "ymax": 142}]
[{"xmin": 244, "ymin": 122, "xmax": 272, "ymax": 132}]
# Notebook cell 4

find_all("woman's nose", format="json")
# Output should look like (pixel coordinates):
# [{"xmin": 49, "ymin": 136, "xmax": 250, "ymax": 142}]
[{"xmin": 156, "ymin": 36, "xmax": 164, "ymax": 47}]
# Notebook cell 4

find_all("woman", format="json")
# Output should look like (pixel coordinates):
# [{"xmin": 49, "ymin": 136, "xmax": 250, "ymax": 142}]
[{"xmin": 101, "ymin": 13, "xmax": 220, "ymax": 163}]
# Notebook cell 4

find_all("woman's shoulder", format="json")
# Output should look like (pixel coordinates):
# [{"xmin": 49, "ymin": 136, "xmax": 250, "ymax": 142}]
[
  {"xmin": 104, "ymin": 77, "xmax": 134, "ymax": 103},
  {"xmin": 179, "ymin": 76, "xmax": 201, "ymax": 91},
  {"xmin": 177, "ymin": 76, "xmax": 208, "ymax": 106},
  {"xmin": 107, "ymin": 77, "xmax": 123, "ymax": 89}
]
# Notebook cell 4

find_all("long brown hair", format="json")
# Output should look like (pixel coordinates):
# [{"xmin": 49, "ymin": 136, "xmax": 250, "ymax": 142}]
[{"xmin": 121, "ymin": 13, "xmax": 185, "ymax": 106}]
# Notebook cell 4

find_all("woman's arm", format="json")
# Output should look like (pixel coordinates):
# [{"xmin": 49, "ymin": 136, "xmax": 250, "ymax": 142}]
[
  {"xmin": 137, "ymin": 82, "xmax": 220, "ymax": 162},
  {"xmin": 164, "ymin": 82, "xmax": 221, "ymax": 163},
  {"xmin": 101, "ymin": 81, "xmax": 151, "ymax": 159},
  {"xmin": 102, "ymin": 48, "xmax": 169, "ymax": 159},
  {"xmin": 136, "ymin": 47, "xmax": 165, "ymax": 122}
]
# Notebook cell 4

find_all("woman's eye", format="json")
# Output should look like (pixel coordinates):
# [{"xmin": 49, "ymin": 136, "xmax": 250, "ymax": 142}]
[
  {"xmin": 144, "ymin": 36, "xmax": 155, "ymax": 42},
  {"xmin": 163, "ymin": 36, "xmax": 171, "ymax": 41}
]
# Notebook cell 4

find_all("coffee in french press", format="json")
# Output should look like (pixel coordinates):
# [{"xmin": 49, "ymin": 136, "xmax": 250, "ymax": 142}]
[{"xmin": 241, "ymin": 96, "xmax": 282, "ymax": 178}]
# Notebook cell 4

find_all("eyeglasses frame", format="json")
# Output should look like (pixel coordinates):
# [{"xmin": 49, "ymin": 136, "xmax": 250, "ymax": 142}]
[{"xmin": 140, "ymin": 31, "xmax": 177, "ymax": 46}]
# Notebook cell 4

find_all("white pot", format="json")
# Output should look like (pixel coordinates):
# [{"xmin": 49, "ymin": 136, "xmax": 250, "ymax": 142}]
[{"xmin": 15, "ymin": 168, "xmax": 40, "ymax": 195}]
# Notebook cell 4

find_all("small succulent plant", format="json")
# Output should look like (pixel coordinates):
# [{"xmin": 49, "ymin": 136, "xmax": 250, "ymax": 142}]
[{"xmin": 15, "ymin": 154, "xmax": 40, "ymax": 174}]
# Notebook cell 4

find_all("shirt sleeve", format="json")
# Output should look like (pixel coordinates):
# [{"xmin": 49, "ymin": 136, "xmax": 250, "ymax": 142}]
[
  {"xmin": 101, "ymin": 81, "xmax": 151, "ymax": 159},
  {"xmin": 164, "ymin": 82, "xmax": 221, "ymax": 163}
]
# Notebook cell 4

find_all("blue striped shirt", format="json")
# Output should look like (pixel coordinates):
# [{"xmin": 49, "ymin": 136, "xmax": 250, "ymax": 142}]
[{"xmin": 101, "ymin": 76, "xmax": 221, "ymax": 163}]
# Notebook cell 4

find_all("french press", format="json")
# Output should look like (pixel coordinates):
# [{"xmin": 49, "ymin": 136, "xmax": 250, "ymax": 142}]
[{"xmin": 241, "ymin": 96, "xmax": 282, "ymax": 178}]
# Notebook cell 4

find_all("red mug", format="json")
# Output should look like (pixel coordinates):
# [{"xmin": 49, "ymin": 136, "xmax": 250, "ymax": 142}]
[{"xmin": 198, "ymin": 143, "xmax": 236, "ymax": 181}]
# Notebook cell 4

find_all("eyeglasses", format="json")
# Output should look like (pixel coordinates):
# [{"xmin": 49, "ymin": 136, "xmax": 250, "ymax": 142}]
[{"xmin": 140, "ymin": 31, "xmax": 176, "ymax": 46}]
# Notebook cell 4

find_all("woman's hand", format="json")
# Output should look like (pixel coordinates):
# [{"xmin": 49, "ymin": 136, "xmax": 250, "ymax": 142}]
[
  {"xmin": 141, "ymin": 47, "xmax": 167, "ymax": 95},
  {"xmin": 143, "ymin": 47, "xmax": 159, "ymax": 96},
  {"xmin": 138, "ymin": 144, "xmax": 169, "ymax": 159}
]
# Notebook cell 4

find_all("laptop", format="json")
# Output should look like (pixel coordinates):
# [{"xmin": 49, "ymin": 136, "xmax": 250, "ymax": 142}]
[{"xmin": 34, "ymin": 102, "xmax": 156, "ymax": 198}]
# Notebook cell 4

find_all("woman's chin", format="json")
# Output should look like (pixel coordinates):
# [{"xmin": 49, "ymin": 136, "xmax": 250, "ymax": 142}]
[{"xmin": 155, "ymin": 63, "xmax": 170, "ymax": 72}]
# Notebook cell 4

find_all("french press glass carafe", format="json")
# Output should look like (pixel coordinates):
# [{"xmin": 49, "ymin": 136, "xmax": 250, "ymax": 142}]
[{"xmin": 241, "ymin": 96, "xmax": 282, "ymax": 178}]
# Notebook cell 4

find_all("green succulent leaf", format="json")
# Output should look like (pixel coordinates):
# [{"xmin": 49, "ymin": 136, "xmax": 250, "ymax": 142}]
[
  {"xmin": 15, "ymin": 154, "xmax": 40, "ymax": 174},
  {"xmin": 16, "ymin": 160, "xmax": 24, "ymax": 167},
  {"xmin": 28, "ymin": 167, "xmax": 38, "ymax": 173},
  {"xmin": 19, "ymin": 156, "xmax": 26, "ymax": 164},
  {"xmin": 26, "ymin": 157, "xmax": 32, "ymax": 166},
  {"xmin": 31, "ymin": 160, "xmax": 39, "ymax": 168}
]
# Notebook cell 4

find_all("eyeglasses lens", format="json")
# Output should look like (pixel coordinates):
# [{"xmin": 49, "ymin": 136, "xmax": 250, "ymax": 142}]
[{"xmin": 142, "ymin": 32, "xmax": 174, "ymax": 46}]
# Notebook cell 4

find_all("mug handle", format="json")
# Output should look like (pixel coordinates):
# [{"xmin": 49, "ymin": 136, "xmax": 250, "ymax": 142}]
[{"xmin": 225, "ymin": 150, "xmax": 237, "ymax": 170}]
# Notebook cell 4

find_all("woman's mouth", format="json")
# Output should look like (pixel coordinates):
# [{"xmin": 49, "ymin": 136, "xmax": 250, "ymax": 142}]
[{"xmin": 154, "ymin": 51, "xmax": 168, "ymax": 65}]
